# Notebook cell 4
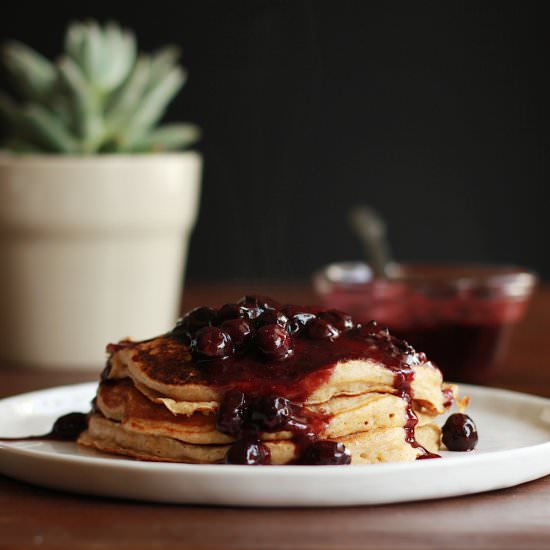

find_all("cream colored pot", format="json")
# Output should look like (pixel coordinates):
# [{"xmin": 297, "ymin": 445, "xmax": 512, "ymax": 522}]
[{"xmin": 0, "ymin": 152, "xmax": 201, "ymax": 370}]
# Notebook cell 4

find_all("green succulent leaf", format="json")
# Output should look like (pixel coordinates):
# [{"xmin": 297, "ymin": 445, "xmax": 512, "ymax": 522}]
[
  {"xmin": 2, "ymin": 41, "xmax": 57, "ymax": 102},
  {"xmin": 80, "ymin": 20, "xmax": 104, "ymax": 85},
  {"xmin": 119, "ymin": 66, "xmax": 186, "ymax": 149},
  {"xmin": 20, "ymin": 105, "xmax": 78, "ymax": 153},
  {"xmin": 65, "ymin": 22, "xmax": 85, "ymax": 64},
  {"xmin": 97, "ymin": 22, "xmax": 136, "ymax": 93},
  {"xmin": 50, "ymin": 95, "xmax": 73, "ymax": 128},
  {"xmin": 149, "ymin": 46, "xmax": 181, "ymax": 84},
  {"xmin": 130, "ymin": 123, "xmax": 201, "ymax": 152},
  {"xmin": 105, "ymin": 55, "xmax": 151, "ymax": 135},
  {"xmin": 57, "ymin": 55, "xmax": 103, "ymax": 151}
]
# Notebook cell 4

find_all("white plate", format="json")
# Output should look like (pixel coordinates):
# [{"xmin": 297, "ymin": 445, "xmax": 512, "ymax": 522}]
[{"xmin": 0, "ymin": 383, "xmax": 549, "ymax": 507}]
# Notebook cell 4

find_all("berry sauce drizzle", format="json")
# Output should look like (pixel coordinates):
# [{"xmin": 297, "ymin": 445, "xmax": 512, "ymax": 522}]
[
  {"xmin": 394, "ymin": 369, "xmax": 441, "ymax": 459},
  {"xmin": 0, "ymin": 412, "xmax": 88, "ymax": 443}
]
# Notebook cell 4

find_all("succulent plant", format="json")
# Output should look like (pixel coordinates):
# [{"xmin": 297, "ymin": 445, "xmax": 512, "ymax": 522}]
[{"xmin": 0, "ymin": 20, "xmax": 200, "ymax": 154}]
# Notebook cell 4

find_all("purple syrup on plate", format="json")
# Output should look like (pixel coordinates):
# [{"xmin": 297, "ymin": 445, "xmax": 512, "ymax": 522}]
[{"xmin": 0, "ymin": 412, "xmax": 88, "ymax": 442}]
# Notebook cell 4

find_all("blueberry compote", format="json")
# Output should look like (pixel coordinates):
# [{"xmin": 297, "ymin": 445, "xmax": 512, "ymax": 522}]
[
  {"xmin": 0, "ymin": 412, "xmax": 88, "ymax": 442},
  {"xmin": 161, "ymin": 296, "xmax": 450, "ymax": 465}
]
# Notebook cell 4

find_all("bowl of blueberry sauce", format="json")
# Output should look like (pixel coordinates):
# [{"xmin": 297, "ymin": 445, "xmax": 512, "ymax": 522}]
[{"xmin": 314, "ymin": 262, "xmax": 537, "ymax": 384}]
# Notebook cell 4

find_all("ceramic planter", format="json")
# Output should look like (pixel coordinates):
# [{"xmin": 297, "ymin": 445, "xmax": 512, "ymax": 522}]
[{"xmin": 0, "ymin": 152, "xmax": 202, "ymax": 370}]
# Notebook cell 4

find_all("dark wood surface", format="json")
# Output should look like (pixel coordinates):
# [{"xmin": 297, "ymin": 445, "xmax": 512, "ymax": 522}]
[{"xmin": 1, "ymin": 282, "xmax": 549, "ymax": 550}]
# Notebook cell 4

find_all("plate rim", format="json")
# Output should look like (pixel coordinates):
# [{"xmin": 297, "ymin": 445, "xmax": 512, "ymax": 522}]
[
  {"xmin": 1, "ymin": 381, "xmax": 549, "ymax": 506},
  {"xmin": 0, "ymin": 381, "xmax": 549, "ymax": 476}
]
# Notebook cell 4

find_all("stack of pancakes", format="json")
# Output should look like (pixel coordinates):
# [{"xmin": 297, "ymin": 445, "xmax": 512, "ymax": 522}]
[{"xmin": 79, "ymin": 331, "xmax": 456, "ymax": 465}]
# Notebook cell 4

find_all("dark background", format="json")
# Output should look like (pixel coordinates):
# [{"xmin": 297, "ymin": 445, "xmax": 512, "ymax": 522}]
[{"xmin": 1, "ymin": 1, "xmax": 547, "ymax": 280}]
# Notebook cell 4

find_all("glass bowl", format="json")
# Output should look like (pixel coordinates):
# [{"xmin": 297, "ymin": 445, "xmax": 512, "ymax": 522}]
[{"xmin": 313, "ymin": 262, "xmax": 537, "ymax": 383}]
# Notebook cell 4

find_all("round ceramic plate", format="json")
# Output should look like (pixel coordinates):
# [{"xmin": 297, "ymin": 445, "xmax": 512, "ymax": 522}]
[{"xmin": 0, "ymin": 383, "xmax": 549, "ymax": 507}]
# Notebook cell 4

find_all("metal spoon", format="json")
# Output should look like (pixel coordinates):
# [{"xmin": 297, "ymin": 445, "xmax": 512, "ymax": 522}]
[{"xmin": 348, "ymin": 205, "xmax": 396, "ymax": 278}]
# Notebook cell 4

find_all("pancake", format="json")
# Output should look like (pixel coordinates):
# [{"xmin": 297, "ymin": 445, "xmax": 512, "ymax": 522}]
[
  {"xmin": 80, "ymin": 413, "xmax": 441, "ymax": 465},
  {"xmin": 79, "ymin": 296, "xmax": 462, "ymax": 466},
  {"xmin": 107, "ymin": 337, "xmax": 450, "ymax": 414},
  {"xmin": 93, "ymin": 379, "xmax": 443, "ymax": 445}
]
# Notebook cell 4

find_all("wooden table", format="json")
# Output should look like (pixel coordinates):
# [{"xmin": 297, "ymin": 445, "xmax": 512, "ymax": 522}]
[{"xmin": 1, "ymin": 282, "xmax": 549, "ymax": 550}]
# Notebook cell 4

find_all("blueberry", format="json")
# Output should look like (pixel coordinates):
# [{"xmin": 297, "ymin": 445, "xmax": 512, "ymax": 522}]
[
  {"xmin": 280, "ymin": 305, "xmax": 300, "ymax": 317},
  {"xmin": 237, "ymin": 295, "xmax": 281, "ymax": 319},
  {"xmin": 256, "ymin": 309, "xmax": 289, "ymax": 330},
  {"xmin": 255, "ymin": 324, "xmax": 293, "ymax": 360},
  {"xmin": 357, "ymin": 320, "xmax": 389, "ymax": 338},
  {"xmin": 250, "ymin": 395, "xmax": 305, "ymax": 432},
  {"xmin": 220, "ymin": 318, "xmax": 253, "ymax": 347},
  {"xmin": 318, "ymin": 309, "xmax": 354, "ymax": 331},
  {"xmin": 287, "ymin": 312, "xmax": 317, "ymax": 335},
  {"xmin": 389, "ymin": 335, "xmax": 413, "ymax": 353},
  {"xmin": 224, "ymin": 438, "xmax": 271, "ymax": 465},
  {"xmin": 170, "ymin": 326, "xmax": 192, "ymax": 346},
  {"xmin": 193, "ymin": 326, "xmax": 233, "ymax": 359},
  {"xmin": 307, "ymin": 318, "xmax": 340, "ymax": 340},
  {"xmin": 300, "ymin": 441, "xmax": 352, "ymax": 465},
  {"xmin": 442, "ymin": 413, "xmax": 478, "ymax": 451},
  {"xmin": 216, "ymin": 391, "xmax": 250, "ymax": 437},
  {"xmin": 176, "ymin": 306, "xmax": 217, "ymax": 334},
  {"xmin": 238, "ymin": 295, "xmax": 280, "ymax": 309},
  {"xmin": 215, "ymin": 303, "xmax": 249, "ymax": 324}
]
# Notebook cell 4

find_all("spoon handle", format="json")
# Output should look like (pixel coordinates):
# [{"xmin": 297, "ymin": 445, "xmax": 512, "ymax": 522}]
[{"xmin": 349, "ymin": 205, "xmax": 394, "ymax": 278}]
